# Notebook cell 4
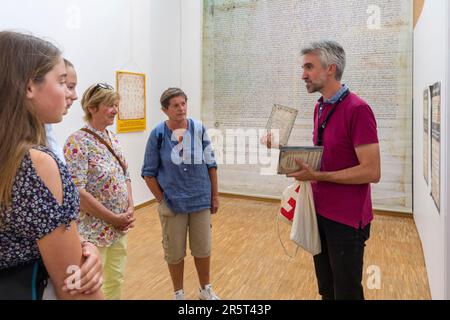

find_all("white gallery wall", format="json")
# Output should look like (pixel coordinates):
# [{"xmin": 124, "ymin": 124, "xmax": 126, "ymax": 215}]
[
  {"xmin": 413, "ymin": 0, "xmax": 449, "ymax": 299},
  {"xmin": 0, "ymin": 0, "xmax": 201, "ymax": 206}
]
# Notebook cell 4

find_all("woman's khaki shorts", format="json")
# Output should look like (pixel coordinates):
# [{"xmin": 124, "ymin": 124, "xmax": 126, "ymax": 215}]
[{"xmin": 158, "ymin": 201, "xmax": 211, "ymax": 264}]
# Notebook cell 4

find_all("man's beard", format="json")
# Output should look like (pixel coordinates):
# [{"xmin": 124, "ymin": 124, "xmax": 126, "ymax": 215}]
[{"xmin": 306, "ymin": 82, "xmax": 323, "ymax": 93}]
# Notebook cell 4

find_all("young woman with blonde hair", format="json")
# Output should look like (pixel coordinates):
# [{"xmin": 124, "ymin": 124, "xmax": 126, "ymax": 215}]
[{"xmin": 64, "ymin": 83, "xmax": 135, "ymax": 300}]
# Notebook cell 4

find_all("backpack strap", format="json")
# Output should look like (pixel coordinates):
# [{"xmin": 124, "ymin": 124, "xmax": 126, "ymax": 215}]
[
  {"xmin": 190, "ymin": 118, "xmax": 205, "ymax": 140},
  {"xmin": 156, "ymin": 119, "xmax": 205, "ymax": 154},
  {"xmin": 155, "ymin": 122, "xmax": 166, "ymax": 150},
  {"xmin": 190, "ymin": 119, "xmax": 206, "ymax": 164}
]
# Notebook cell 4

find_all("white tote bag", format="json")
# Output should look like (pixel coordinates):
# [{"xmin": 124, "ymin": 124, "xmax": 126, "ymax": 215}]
[
  {"xmin": 290, "ymin": 181, "xmax": 321, "ymax": 255},
  {"xmin": 278, "ymin": 181, "xmax": 321, "ymax": 256}
]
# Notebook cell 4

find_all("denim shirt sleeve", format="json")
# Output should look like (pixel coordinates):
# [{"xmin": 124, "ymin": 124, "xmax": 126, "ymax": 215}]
[
  {"xmin": 202, "ymin": 125, "xmax": 217, "ymax": 170},
  {"xmin": 141, "ymin": 129, "xmax": 160, "ymax": 178}
]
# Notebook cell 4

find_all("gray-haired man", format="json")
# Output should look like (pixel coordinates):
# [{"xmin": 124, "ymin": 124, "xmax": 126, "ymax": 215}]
[{"xmin": 283, "ymin": 41, "xmax": 381, "ymax": 299}]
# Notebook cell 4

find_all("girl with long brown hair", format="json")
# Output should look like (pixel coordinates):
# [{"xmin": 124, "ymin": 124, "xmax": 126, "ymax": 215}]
[{"xmin": 0, "ymin": 31, "xmax": 103, "ymax": 300}]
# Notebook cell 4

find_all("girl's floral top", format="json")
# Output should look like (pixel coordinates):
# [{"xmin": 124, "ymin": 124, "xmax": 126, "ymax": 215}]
[
  {"xmin": 0, "ymin": 146, "xmax": 79, "ymax": 269},
  {"xmin": 64, "ymin": 124, "xmax": 131, "ymax": 247}
]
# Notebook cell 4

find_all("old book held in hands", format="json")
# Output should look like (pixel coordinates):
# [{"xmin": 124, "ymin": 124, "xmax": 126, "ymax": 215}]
[{"xmin": 277, "ymin": 146, "xmax": 323, "ymax": 175}]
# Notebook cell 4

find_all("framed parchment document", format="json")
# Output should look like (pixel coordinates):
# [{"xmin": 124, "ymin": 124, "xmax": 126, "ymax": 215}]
[
  {"xmin": 423, "ymin": 88, "xmax": 429, "ymax": 184},
  {"xmin": 116, "ymin": 71, "xmax": 146, "ymax": 133},
  {"xmin": 265, "ymin": 104, "xmax": 298, "ymax": 147},
  {"xmin": 430, "ymin": 82, "xmax": 441, "ymax": 212}
]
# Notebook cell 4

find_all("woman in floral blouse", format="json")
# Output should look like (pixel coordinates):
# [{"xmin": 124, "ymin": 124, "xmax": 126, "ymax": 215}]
[{"xmin": 64, "ymin": 83, "xmax": 135, "ymax": 300}]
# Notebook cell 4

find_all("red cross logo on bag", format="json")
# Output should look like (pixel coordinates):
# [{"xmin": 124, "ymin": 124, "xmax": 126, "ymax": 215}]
[{"xmin": 280, "ymin": 185, "xmax": 300, "ymax": 223}]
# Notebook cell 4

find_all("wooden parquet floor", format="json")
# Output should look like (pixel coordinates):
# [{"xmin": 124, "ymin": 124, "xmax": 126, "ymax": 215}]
[{"xmin": 122, "ymin": 196, "xmax": 431, "ymax": 300}]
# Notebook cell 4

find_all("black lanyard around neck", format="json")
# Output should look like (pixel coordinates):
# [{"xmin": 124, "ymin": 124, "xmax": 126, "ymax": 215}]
[{"xmin": 316, "ymin": 89, "xmax": 350, "ymax": 146}]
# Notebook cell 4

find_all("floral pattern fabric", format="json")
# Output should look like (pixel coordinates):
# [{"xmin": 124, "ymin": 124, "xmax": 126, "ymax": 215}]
[
  {"xmin": 0, "ymin": 146, "xmax": 79, "ymax": 269},
  {"xmin": 64, "ymin": 124, "xmax": 131, "ymax": 247}
]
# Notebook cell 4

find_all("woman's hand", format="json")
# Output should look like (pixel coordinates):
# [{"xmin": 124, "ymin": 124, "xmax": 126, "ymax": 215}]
[
  {"xmin": 211, "ymin": 196, "xmax": 219, "ymax": 214},
  {"xmin": 121, "ymin": 207, "xmax": 136, "ymax": 232},
  {"xmin": 126, "ymin": 205, "xmax": 134, "ymax": 217},
  {"xmin": 111, "ymin": 212, "xmax": 136, "ymax": 230},
  {"xmin": 62, "ymin": 241, "xmax": 103, "ymax": 295}
]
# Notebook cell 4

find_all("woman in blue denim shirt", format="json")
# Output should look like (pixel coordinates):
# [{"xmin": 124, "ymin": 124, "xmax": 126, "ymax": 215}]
[{"xmin": 142, "ymin": 88, "xmax": 220, "ymax": 300}]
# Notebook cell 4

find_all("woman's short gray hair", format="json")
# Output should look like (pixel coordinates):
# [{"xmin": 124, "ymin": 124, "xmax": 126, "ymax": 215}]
[
  {"xmin": 160, "ymin": 88, "xmax": 188, "ymax": 109},
  {"xmin": 301, "ymin": 40, "xmax": 346, "ymax": 81}
]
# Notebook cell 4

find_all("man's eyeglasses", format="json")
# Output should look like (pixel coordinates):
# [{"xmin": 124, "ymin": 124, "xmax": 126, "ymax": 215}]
[{"xmin": 89, "ymin": 82, "xmax": 114, "ymax": 99}]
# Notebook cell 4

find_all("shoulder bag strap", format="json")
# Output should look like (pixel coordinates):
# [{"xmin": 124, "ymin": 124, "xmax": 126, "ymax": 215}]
[{"xmin": 80, "ymin": 128, "xmax": 127, "ymax": 175}]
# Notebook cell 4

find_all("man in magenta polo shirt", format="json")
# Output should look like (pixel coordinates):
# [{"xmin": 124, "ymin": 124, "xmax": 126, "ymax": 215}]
[{"xmin": 287, "ymin": 41, "xmax": 381, "ymax": 300}]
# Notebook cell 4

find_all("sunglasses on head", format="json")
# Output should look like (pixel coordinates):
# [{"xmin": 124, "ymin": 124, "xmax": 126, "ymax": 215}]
[{"xmin": 89, "ymin": 82, "xmax": 114, "ymax": 98}]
